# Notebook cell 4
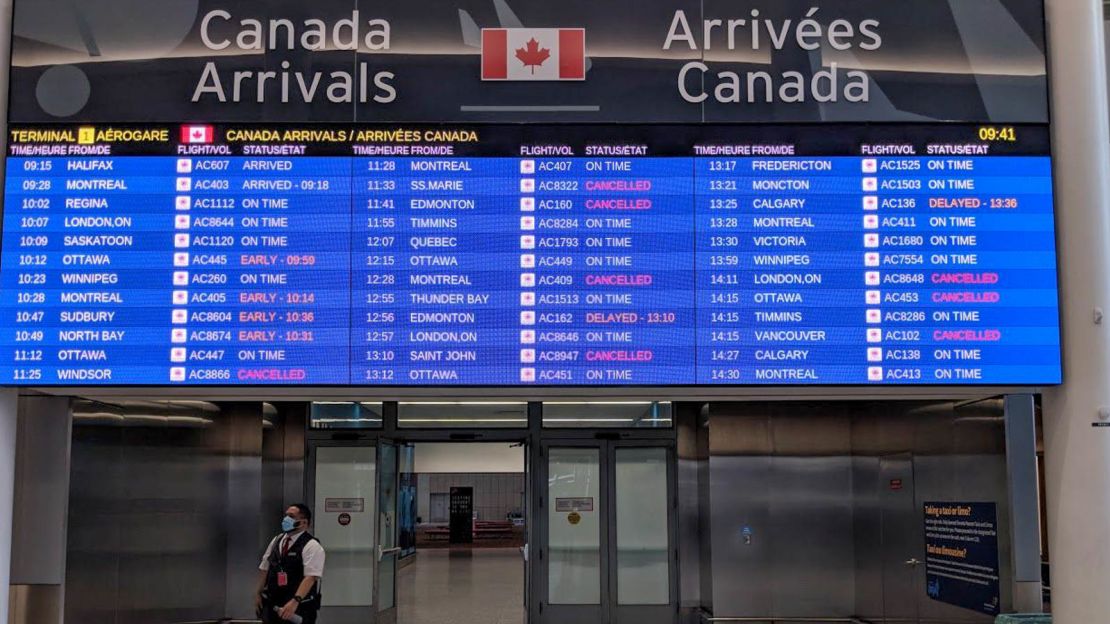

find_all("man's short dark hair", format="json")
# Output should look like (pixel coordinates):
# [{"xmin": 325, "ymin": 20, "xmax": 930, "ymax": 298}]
[{"xmin": 290, "ymin": 503, "xmax": 312, "ymax": 523}]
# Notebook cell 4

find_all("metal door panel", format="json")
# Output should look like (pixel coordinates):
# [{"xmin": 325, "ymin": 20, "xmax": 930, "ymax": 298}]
[
  {"xmin": 913, "ymin": 454, "xmax": 1007, "ymax": 624},
  {"xmin": 768, "ymin": 455, "xmax": 855, "ymax": 617},
  {"xmin": 880, "ymin": 453, "xmax": 920, "ymax": 624},
  {"xmin": 708, "ymin": 454, "xmax": 774, "ymax": 617},
  {"xmin": 852, "ymin": 456, "xmax": 885, "ymax": 621}
]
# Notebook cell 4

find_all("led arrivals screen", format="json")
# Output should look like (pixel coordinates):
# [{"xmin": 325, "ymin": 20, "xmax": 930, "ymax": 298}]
[{"xmin": 0, "ymin": 123, "xmax": 1060, "ymax": 385}]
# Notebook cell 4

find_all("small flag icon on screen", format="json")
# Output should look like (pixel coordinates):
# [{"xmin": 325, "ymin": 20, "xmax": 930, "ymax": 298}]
[{"xmin": 181, "ymin": 125, "xmax": 214, "ymax": 144}]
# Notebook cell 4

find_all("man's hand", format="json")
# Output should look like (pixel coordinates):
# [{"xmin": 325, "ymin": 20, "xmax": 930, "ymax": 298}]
[
  {"xmin": 253, "ymin": 593, "xmax": 263, "ymax": 617},
  {"xmin": 278, "ymin": 599, "xmax": 299, "ymax": 621}
]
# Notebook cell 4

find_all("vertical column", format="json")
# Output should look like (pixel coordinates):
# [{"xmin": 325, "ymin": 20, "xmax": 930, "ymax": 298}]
[
  {"xmin": 0, "ymin": 389, "xmax": 18, "ymax": 624},
  {"xmin": 1041, "ymin": 0, "xmax": 1110, "ymax": 620},
  {"xmin": 218, "ymin": 402, "xmax": 264, "ymax": 619},
  {"xmin": 9, "ymin": 395, "xmax": 70, "ymax": 624},
  {"xmin": 1004, "ymin": 394, "xmax": 1042, "ymax": 613},
  {"xmin": 11, "ymin": 396, "xmax": 71, "ymax": 581}
]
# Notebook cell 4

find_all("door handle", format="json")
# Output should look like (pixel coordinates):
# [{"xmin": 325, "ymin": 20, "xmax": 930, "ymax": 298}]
[
  {"xmin": 904, "ymin": 558, "xmax": 922, "ymax": 566},
  {"xmin": 377, "ymin": 545, "xmax": 402, "ymax": 561}
]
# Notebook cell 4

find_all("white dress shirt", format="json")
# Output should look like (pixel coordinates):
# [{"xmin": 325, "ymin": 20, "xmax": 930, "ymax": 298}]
[{"xmin": 259, "ymin": 530, "xmax": 326, "ymax": 578}]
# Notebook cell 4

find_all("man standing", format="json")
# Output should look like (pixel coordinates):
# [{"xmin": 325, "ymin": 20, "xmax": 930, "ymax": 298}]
[{"xmin": 256, "ymin": 504, "xmax": 326, "ymax": 623}]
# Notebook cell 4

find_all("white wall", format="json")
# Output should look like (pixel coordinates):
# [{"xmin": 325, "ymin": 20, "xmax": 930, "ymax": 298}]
[{"xmin": 412, "ymin": 443, "xmax": 524, "ymax": 474}]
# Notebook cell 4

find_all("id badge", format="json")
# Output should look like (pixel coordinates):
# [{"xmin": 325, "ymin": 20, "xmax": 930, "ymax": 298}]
[{"xmin": 276, "ymin": 572, "xmax": 289, "ymax": 587}]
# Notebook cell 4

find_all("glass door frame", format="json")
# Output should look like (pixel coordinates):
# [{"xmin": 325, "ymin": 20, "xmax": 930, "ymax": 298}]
[
  {"xmin": 534, "ymin": 438, "xmax": 679, "ymax": 624},
  {"xmin": 305, "ymin": 436, "xmax": 402, "ymax": 624},
  {"xmin": 374, "ymin": 438, "xmax": 400, "ymax": 624},
  {"xmin": 307, "ymin": 428, "xmax": 535, "ymax": 624},
  {"xmin": 305, "ymin": 437, "xmax": 381, "ymax": 624},
  {"xmin": 305, "ymin": 401, "xmax": 678, "ymax": 624}
]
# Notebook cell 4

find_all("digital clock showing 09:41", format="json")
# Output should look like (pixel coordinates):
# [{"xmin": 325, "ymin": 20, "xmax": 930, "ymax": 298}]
[{"xmin": 977, "ymin": 126, "xmax": 1017, "ymax": 142}]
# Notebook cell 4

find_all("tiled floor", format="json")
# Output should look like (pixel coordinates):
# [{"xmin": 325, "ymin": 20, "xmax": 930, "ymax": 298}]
[{"xmin": 397, "ymin": 547, "xmax": 526, "ymax": 624}]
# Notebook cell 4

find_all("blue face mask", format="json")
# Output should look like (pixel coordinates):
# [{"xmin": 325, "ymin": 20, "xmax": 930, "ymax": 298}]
[{"xmin": 282, "ymin": 515, "xmax": 297, "ymax": 533}]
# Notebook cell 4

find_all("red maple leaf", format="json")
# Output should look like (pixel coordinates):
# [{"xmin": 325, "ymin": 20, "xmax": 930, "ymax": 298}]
[{"xmin": 515, "ymin": 38, "xmax": 550, "ymax": 74}]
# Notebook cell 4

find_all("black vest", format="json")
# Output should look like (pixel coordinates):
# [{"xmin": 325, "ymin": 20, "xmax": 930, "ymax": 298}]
[{"xmin": 265, "ymin": 532, "xmax": 322, "ymax": 613}]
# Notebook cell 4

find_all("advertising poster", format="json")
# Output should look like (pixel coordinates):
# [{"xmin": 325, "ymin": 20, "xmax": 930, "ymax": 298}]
[{"xmin": 923, "ymin": 501, "xmax": 1001, "ymax": 615}]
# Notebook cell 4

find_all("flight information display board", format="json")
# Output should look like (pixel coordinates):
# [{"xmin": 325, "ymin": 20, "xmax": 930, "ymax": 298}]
[{"xmin": 0, "ymin": 124, "xmax": 1061, "ymax": 386}]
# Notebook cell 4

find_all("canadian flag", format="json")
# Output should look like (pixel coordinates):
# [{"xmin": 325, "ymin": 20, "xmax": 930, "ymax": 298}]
[
  {"xmin": 481, "ymin": 28, "xmax": 585, "ymax": 81},
  {"xmin": 180, "ymin": 125, "xmax": 214, "ymax": 144}
]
